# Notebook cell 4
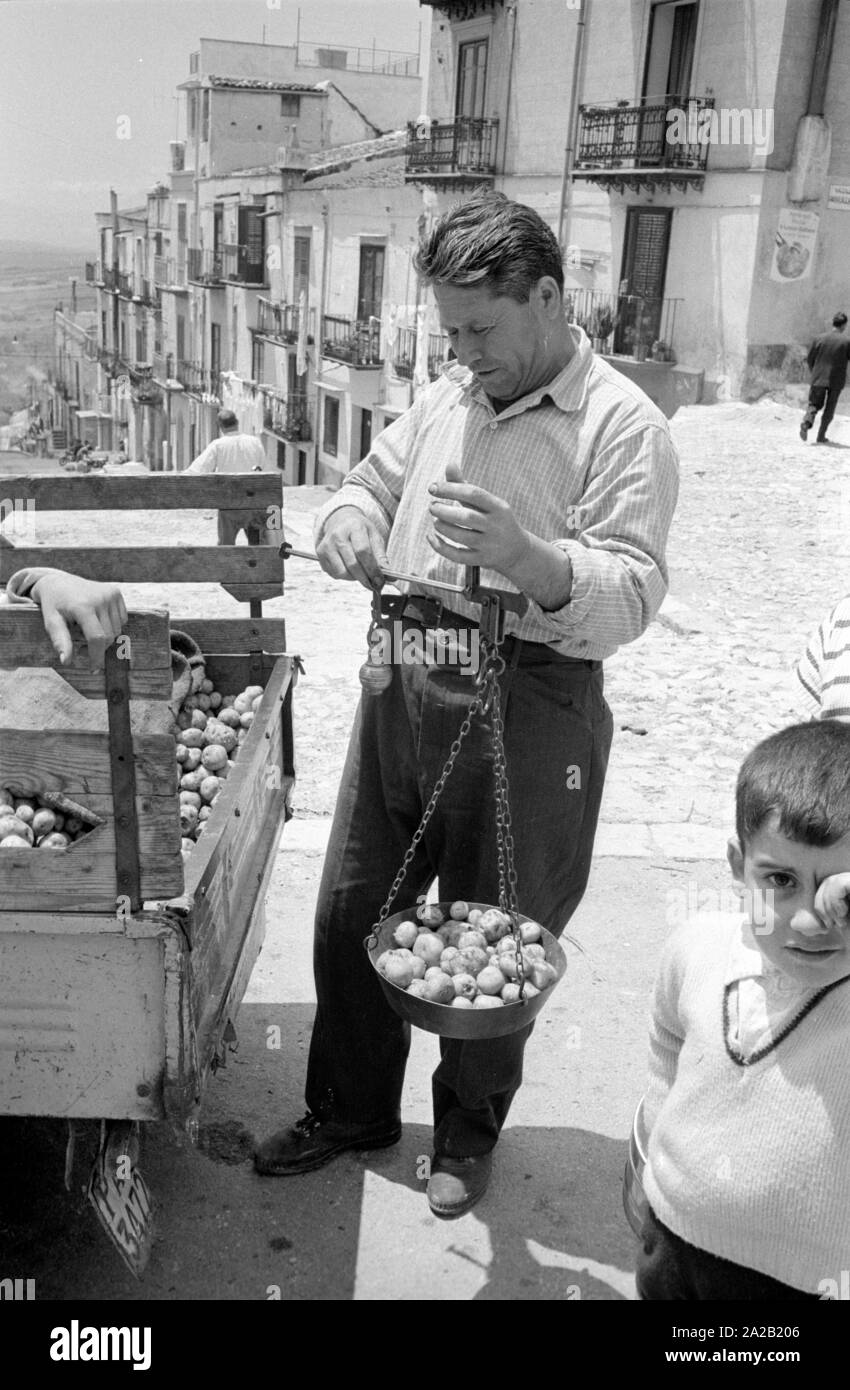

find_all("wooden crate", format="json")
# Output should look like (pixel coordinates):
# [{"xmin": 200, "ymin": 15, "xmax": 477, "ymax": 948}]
[{"xmin": 0, "ymin": 472, "xmax": 297, "ymax": 1124}]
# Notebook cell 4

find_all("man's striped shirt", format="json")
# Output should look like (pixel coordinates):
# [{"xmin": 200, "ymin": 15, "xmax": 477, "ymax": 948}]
[
  {"xmin": 314, "ymin": 327, "xmax": 679, "ymax": 661},
  {"xmin": 796, "ymin": 598, "xmax": 850, "ymax": 719}
]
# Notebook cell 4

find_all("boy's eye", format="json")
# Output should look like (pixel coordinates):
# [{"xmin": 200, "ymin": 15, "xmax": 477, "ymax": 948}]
[{"xmin": 767, "ymin": 872, "xmax": 795, "ymax": 889}]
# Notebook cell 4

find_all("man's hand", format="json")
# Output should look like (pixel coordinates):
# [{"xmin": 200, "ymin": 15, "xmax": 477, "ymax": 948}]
[
  {"xmin": 316, "ymin": 505, "xmax": 389, "ymax": 589},
  {"xmin": 427, "ymin": 464, "xmax": 573, "ymax": 610},
  {"xmin": 30, "ymin": 572, "xmax": 128, "ymax": 669},
  {"xmin": 428, "ymin": 463, "xmax": 530, "ymax": 573}
]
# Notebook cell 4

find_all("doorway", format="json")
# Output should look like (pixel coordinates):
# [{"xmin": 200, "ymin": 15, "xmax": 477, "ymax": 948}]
[
  {"xmin": 615, "ymin": 207, "xmax": 672, "ymax": 354},
  {"xmin": 639, "ymin": 2, "xmax": 699, "ymax": 162}
]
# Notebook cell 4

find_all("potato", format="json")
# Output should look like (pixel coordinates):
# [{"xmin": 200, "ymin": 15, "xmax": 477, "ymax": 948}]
[
  {"xmin": 179, "ymin": 727, "xmax": 205, "ymax": 749},
  {"xmin": 13, "ymin": 801, "xmax": 36, "ymax": 823},
  {"xmin": 0, "ymin": 834, "xmax": 33, "ymax": 848},
  {"xmin": 239, "ymin": 711, "xmax": 254, "ymax": 729},
  {"xmin": 197, "ymin": 693, "xmax": 211, "ymax": 711},
  {"xmin": 190, "ymin": 709, "xmax": 208, "ymax": 730},
  {"xmin": 208, "ymin": 691, "xmax": 222, "ymax": 710},
  {"xmin": 0, "ymin": 816, "xmax": 34, "ymax": 845},
  {"xmin": 201, "ymin": 744, "xmax": 228, "ymax": 772},
  {"xmin": 176, "ymin": 710, "xmax": 192, "ymax": 731},
  {"xmin": 199, "ymin": 776, "xmax": 221, "ymax": 803},
  {"xmin": 198, "ymin": 805, "xmax": 212, "ymax": 822},
  {"xmin": 0, "ymin": 789, "xmax": 15, "ymax": 810},
  {"xmin": 216, "ymin": 707, "xmax": 242, "ymax": 730},
  {"xmin": 180, "ymin": 769, "xmax": 206, "ymax": 792},
  {"xmin": 183, "ymin": 747, "xmax": 203, "ymax": 771},
  {"xmin": 175, "ymin": 744, "xmax": 189, "ymax": 766},
  {"xmin": 31, "ymin": 809, "xmax": 57, "ymax": 837},
  {"xmin": 179, "ymin": 790, "xmax": 202, "ymax": 808},
  {"xmin": 180, "ymin": 804, "xmax": 199, "ymax": 834},
  {"xmin": 38, "ymin": 831, "xmax": 71, "ymax": 849},
  {"xmin": 200, "ymin": 678, "xmax": 214, "ymax": 695},
  {"xmin": 233, "ymin": 692, "xmax": 253, "ymax": 715},
  {"xmin": 203, "ymin": 721, "xmax": 237, "ymax": 753},
  {"xmin": 64, "ymin": 817, "xmax": 83, "ymax": 836},
  {"xmin": 243, "ymin": 685, "xmax": 264, "ymax": 701},
  {"xmin": 180, "ymin": 837, "xmax": 195, "ymax": 854}
]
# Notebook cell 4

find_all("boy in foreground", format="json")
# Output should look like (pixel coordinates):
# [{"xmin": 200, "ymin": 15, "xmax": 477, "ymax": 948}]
[{"xmin": 637, "ymin": 720, "xmax": 850, "ymax": 1299}]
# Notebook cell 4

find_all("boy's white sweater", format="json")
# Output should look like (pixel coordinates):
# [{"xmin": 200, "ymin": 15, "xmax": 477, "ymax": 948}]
[{"xmin": 643, "ymin": 913, "xmax": 850, "ymax": 1293}]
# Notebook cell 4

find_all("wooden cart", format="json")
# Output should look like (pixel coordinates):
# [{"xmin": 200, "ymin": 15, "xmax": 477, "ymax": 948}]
[{"xmin": 0, "ymin": 473, "xmax": 297, "ymax": 1270}]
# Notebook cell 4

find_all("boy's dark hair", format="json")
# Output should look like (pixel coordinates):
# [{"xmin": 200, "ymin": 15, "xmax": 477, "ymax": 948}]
[
  {"xmin": 217, "ymin": 409, "xmax": 238, "ymax": 431},
  {"xmin": 736, "ymin": 720, "xmax": 850, "ymax": 849},
  {"xmin": 833, "ymin": 311, "xmax": 848, "ymax": 328},
  {"xmin": 413, "ymin": 192, "xmax": 564, "ymax": 301}
]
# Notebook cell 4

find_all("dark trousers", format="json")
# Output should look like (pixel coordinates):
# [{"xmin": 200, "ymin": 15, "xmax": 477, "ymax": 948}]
[
  {"xmin": 637, "ymin": 1206, "xmax": 822, "ymax": 1301},
  {"xmin": 803, "ymin": 384, "xmax": 842, "ymax": 439},
  {"xmin": 304, "ymin": 626, "xmax": 613, "ymax": 1157}
]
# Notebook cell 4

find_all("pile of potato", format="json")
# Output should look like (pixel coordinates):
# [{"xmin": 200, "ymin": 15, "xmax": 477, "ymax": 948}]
[
  {"xmin": 175, "ymin": 680, "xmax": 264, "ymax": 858},
  {"xmin": 0, "ymin": 790, "xmax": 93, "ymax": 849}
]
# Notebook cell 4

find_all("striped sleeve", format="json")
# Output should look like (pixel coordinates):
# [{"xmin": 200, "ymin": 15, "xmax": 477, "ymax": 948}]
[
  {"xmin": 795, "ymin": 617, "xmax": 827, "ymax": 718},
  {"xmin": 796, "ymin": 599, "xmax": 850, "ymax": 721}
]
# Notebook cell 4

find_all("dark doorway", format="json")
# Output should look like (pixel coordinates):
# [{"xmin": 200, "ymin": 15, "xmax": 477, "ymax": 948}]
[
  {"xmin": 297, "ymin": 449, "xmax": 308, "ymax": 485},
  {"xmin": 357, "ymin": 245, "xmax": 385, "ymax": 323},
  {"xmin": 615, "ymin": 207, "xmax": 672, "ymax": 354},
  {"xmin": 358, "ymin": 408, "xmax": 373, "ymax": 463}
]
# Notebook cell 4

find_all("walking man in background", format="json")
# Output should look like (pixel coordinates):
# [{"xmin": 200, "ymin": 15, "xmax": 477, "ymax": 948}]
[
  {"xmin": 800, "ymin": 312, "xmax": 850, "ymax": 444},
  {"xmin": 185, "ymin": 408, "xmax": 274, "ymax": 543}
]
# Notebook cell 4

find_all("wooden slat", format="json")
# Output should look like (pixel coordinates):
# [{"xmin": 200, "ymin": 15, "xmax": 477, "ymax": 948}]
[
  {"xmin": 1, "ymin": 546, "xmax": 283, "ymax": 587},
  {"xmin": 202, "ymin": 652, "xmax": 276, "ymax": 695},
  {"xmin": 172, "ymin": 618, "xmax": 286, "ymax": 653},
  {"xmin": 1, "ymin": 473, "xmax": 284, "ymax": 512},
  {"xmin": 0, "ymin": 820, "xmax": 183, "ymax": 914},
  {"xmin": 0, "ymin": 732, "xmax": 178, "ymax": 797},
  {"xmin": 0, "ymin": 609, "xmax": 171, "ymax": 698}
]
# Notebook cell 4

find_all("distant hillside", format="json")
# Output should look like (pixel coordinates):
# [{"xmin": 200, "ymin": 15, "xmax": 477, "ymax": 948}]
[{"xmin": 0, "ymin": 242, "xmax": 97, "ymax": 419}]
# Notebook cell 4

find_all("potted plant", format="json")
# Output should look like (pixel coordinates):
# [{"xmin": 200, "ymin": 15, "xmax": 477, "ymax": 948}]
[
  {"xmin": 651, "ymin": 339, "xmax": 675, "ymax": 363},
  {"xmin": 589, "ymin": 303, "xmax": 617, "ymax": 353},
  {"xmin": 624, "ymin": 298, "xmax": 656, "ymax": 361}
]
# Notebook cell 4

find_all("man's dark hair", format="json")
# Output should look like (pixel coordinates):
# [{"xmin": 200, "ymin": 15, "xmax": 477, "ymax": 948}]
[
  {"xmin": 413, "ymin": 192, "xmax": 564, "ymax": 301},
  {"xmin": 736, "ymin": 720, "xmax": 850, "ymax": 849},
  {"xmin": 833, "ymin": 312, "xmax": 848, "ymax": 329},
  {"xmin": 217, "ymin": 409, "xmax": 238, "ymax": 430}
]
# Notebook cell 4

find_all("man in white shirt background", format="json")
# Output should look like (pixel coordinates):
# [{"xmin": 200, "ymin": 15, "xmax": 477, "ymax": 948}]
[{"xmin": 185, "ymin": 409, "xmax": 275, "ymax": 545}]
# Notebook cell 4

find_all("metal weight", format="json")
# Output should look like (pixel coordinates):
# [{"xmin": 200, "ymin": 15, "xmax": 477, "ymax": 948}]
[{"xmin": 359, "ymin": 588, "xmax": 393, "ymax": 695}]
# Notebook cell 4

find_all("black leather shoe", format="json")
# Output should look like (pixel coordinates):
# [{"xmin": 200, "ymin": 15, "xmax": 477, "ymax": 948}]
[
  {"xmin": 800, "ymin": 421, "xmax": 809, "ymax": 440},
  {"xmin": 253, "ymin": 1112, "xmax": 402, "ymax": 1176},
  {"xmin": 427, "ymin": 1153, "xmax": 492, "ymax": 1219}
]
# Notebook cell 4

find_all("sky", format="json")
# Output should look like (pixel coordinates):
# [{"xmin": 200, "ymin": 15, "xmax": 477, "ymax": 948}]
[{"xmin": 0, "ymin": 0, "xmax": 423, "ymax": 249}]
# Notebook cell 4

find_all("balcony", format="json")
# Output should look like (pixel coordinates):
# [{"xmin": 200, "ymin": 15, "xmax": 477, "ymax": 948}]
[
  {"xmin": 261, "ymin": 388, "xmax": 313, "ymax": 442},
  {"xmin": 392, "ymin": 326, "xmax": 416, "ymax": 380},
  {"xmin": 565, "ymin": 289, "xmax": 681, "ymax": 362},
  {"xmin": 428, "ymin": 333, "xmax": 451, "ymax": 381},
  {"xmin": 321, "ymin": 315, "xmax": 383, "ymax": 369},
  {"xmin": 85, "ymin": 261, "xmax": 97, "ymax": 284},
  {"xmin": 189, "ymin": 245, "xmax": 267, "ymax": 288},
  {"xmin": 574, "ymin": 96, "xmax": 714, "ymax": 193},
  {"xmin": 188, "ymin": 248, "xmax": 224, "ymax": 285},
  {"xmin": 176, "ymin": 359, "xmax": 222, "ymax": 398},
  {"xmin": 255, "ymin": 297, "xmax": 315, "ymax": 345},
  {"xmin": 405, "ymin": 117, "xmax": 499, "ymax": 184},
  {"xmin": 154, "ymin": 255, "xmax": 188, "ymax": 291},
  {"xmin": 101, "ymin": 266, "xmax": 116, "ymax": 292}
]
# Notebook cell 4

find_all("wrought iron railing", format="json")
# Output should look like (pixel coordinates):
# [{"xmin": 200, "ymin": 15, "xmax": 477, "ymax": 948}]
[
  {"xmin": 296, "ymin": 38, "xmax": 418, "ymax": 76},
  {"xmin": 564, "ymin": 289, "xmax": 681, "ymax": 360},
  {"xmin": 321, "ymin": 315, "xmax": 383, "ymax": 368},
  {"xmin": 116, "ymin": 271, "xmax": 133, "ymax": 298},
  {"xmin": 576, "ymin": 97, "xmax": 714, "ymax": 171},
  {"xmin": 428, "ymin": 332, "xmax": 451, "ymax": 380},
  {"xmin": 406, "ymin": 117, "xmax": 499, "ymax": 178},
  {"xmin": 102, "ymin": 266, "xmax": 116, "ymax": 292},
  {"xmin": 188, "ymin": 248, "xmax": 223, "ymax": 284},
  {"xmin": 256, "ymin": 297, "xmax": 315, "ymax": 343},
  {"xmin": 261, "ymin": 388, "xmax": 313, "ymax": 441},
  {"xmin": 392, "ymin": 326, "xmax": 416, "ymax": 379},
  {"xmin": 176, "ymin": 359, "xmax": 222, "ymax": 396}
]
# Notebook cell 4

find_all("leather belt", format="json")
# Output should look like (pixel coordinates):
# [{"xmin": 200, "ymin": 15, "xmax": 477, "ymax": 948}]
[{"xmin": 380, "ymin": 591, "xmax": 480, "ymax": 631}]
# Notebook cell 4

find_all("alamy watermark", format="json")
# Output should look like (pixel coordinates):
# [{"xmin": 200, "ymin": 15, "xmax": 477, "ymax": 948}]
[{"xmin": 667, "ymin": 101, "xmax": 774, "ymax": 157}]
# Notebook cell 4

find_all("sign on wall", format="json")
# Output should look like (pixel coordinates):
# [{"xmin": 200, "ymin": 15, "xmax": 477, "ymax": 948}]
[
  {"xmin": 827, "ymin": 184, "xmax": 850, "ymax": 211},
  {"xmin": 770, "ymin": 208, "xmax": 819, "ymax": 282}
]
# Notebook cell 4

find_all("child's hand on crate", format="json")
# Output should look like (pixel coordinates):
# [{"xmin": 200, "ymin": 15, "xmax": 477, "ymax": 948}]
[{"xmin": 24, "ymin": 569, "xmax": 128, "ymax": 668}]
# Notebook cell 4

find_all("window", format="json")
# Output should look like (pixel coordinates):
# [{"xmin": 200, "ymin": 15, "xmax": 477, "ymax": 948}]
[
  {"xmin": 177, "ymin": 203, "xmax": 187, "ymax": 243},
  {"xmin": 323, "ymin": 393, "xmax": 339, "ymax": 457},
  {"xmin": 293, "ymin": 234, "xmax": 310, "ymax": 300},
  {"xmin": 238, "ymin": 206, "xmax": 266, "ymax": 284},
  {"xmin": 643, "ymin": 1, "xmax": 698, "ymax": 103},
  {"xmin": 281, "ymin": 93, "xmax": 301, "ymax": 117},
  {"xmin": 357, "ymin": 243, "xmax": 385, "ymax": 322},
  {"xmin": 176, "ymin": 316, "xmax": 185, "ymax": 364},
  {"xmin": 252, "ymin": 337, "xmax": 264, "ymax": 384},
  {"xmin": 456, "ymin": 39, "xmax": 488, "ymax": 119},
  {"xmin": 188, "ymin": 91, "xmax": 197, "ymax": 137},
  {"xmin": 201, "ymin": 89, "xmax": 210, "ymax": 143},
  {"xmin": 210, "ymin": 322, "xmax": 221, "ymax": 377}
]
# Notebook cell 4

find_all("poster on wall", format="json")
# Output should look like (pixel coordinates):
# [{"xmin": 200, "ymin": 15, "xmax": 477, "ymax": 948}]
[{"xmin": 770, "ymin": 207, "xmax": 819, "ymax": 282}]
